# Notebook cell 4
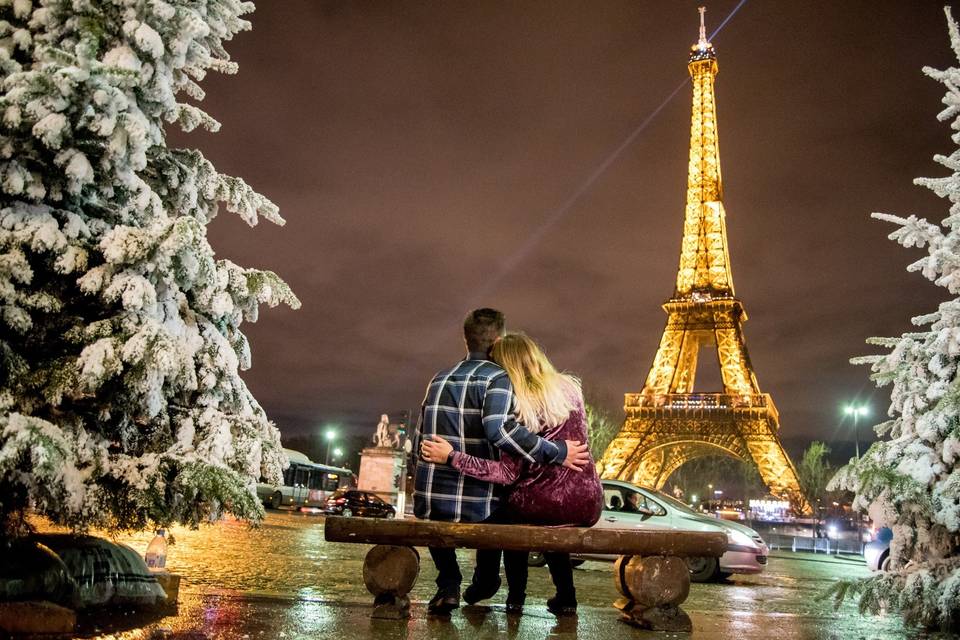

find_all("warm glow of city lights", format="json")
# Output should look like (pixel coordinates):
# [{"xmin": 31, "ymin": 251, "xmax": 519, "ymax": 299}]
[{"xmin": 596, "ymin": 15, "xmax": 809, "ymax": 514}]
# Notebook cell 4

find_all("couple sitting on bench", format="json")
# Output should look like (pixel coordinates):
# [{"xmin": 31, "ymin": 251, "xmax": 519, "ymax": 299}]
[{"xmin": 415, "ymin": 308, "xmax": 603, "ymax": 617}]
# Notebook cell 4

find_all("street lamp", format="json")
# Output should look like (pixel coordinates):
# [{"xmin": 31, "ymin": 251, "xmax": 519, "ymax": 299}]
[
  {"xmin": 333, "ymin": 447, "xmax": 343, "ymax": 460},
  {"xmin": 324, "ymin": 428, "xmax": 338, "ymax": 465},
  {"xmin": 844, "ymin": 404, "xmax": 869, "ymax": 459},
  {"xmin": 844, "ymin": 404, "xmax": 869, "ymax": 551}
]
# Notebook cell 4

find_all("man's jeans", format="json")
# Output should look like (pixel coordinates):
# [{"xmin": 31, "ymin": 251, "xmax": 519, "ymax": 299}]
[{"xmin": 427, "ymin": 511, "xmax": 505, "ymax": 596}]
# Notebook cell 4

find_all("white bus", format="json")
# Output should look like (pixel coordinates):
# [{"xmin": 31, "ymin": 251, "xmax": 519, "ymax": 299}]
[{"xmin": 257, "ymin": 448, "xmax": 354, "ymax": 510}]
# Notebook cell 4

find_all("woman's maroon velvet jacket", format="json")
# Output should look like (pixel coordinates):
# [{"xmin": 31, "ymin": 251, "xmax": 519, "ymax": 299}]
[{"xmin": 450, "ymin": 393, "xmax": 603, "ymax": 527}]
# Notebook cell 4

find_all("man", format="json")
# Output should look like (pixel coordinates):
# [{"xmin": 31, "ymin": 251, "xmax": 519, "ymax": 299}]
[
  {"xmin": 622, "ymin": 492, "xmax": 641, "ymax": 513},
  {"xmin": 413, "ymin": 308, "xmax": 590, "ymax": 615}
]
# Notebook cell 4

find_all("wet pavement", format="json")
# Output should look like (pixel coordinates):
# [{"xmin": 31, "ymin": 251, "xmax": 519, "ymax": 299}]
[{"xmin": 52, "ymin": 511, "xmax": 946, "ymax": 639}]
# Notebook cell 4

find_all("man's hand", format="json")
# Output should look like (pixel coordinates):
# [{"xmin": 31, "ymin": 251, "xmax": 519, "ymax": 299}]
[{"xmin": 562, "ymin": 440, "xmax": 590, "ymax": 472}]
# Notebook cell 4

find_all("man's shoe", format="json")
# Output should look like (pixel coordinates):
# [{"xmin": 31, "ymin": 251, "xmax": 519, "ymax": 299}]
[
  {"xmin": 463, "ymin": 578, "xmax": 501, "ymax": 605},
  {"xmin": 505, "ymin": 592, "xmax": 525, "ymax": 615},
  {"xmin": 427, "ymin": 590, "xmax": 460, "ymax": 616},
  {"xmin": 546, "ymin": 595, "xmax": 577, "ymax": 616}
]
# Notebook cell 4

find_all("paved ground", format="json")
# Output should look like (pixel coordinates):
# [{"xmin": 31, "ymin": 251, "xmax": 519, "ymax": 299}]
[{"xmin": 62, "ymin": 512, "xmax": 946, "ymax": 639}]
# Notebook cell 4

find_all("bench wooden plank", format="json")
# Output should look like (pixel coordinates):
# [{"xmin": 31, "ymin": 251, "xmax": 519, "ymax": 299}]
[{"xmin": 324, "ymin": 517, "xmax": 727, "ymax": 558}]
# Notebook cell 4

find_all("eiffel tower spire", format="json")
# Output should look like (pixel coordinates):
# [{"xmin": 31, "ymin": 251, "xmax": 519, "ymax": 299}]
[
  {"xmin": 676, "ymin": 6, "xmax": 734, "ymax": 299},
  {"xmin": 598, "ymin": 10, "xmax": 809, "ymax": 515}
]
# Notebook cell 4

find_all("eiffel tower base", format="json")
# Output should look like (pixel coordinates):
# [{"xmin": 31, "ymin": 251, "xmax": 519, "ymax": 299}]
[
  {"xmin": 613, "ymin": 555, "xmax": 693, "ymax": 632},
  {"xmin": 600, "ymin": 399, "xmax": 811, "ymax": 514}
]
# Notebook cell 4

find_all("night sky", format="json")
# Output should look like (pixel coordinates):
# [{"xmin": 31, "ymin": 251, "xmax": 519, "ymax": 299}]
[{"xmin": 176, "ymin": 2, "xmax": 953, "ymax": 454}]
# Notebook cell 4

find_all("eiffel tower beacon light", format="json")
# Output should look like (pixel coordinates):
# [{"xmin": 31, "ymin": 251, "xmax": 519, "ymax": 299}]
[{"xmin": 597, "ymin": 8, "xmax": 810, "ymax": 514}]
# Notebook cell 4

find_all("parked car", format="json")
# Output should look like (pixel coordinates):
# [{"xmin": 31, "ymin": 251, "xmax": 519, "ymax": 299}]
[
  {"xmin": 545, "ymin": 480, "xmax": 768, "ymax": 582},
  {"xmin": 864, "ymin": 527, "xmax": 893, "ymax": 571},
  {"xmin": 324, "ymin": 490, "xmax": 396, "ymax": 518}
]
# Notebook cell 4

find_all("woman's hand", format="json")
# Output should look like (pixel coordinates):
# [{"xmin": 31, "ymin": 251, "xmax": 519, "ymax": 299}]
[{"xmin": 421, "ymin": 435, "xmax": 454, "ymax": 464}]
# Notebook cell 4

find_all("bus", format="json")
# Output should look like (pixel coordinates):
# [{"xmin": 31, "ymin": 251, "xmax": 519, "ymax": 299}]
[{"xmin": 257, "ymin": 448, "xmax": 354, "ymax": 510}]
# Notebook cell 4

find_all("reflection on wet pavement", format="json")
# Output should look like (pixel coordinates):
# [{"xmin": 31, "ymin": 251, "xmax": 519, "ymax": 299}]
[{"xmin": 39, "ymin": 512, "xmax": 941, "ymax": 639}]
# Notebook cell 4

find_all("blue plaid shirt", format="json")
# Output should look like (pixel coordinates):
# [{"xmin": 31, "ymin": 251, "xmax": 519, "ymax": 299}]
[{"xmin": 413, "ymin": 352, "xmax": 568, "ymax": 523}]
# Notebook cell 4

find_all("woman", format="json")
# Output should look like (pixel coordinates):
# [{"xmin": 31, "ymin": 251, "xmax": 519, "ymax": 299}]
[{"xmin": 421, "ymin": 332, "xmax": 603, "ymax": 615}]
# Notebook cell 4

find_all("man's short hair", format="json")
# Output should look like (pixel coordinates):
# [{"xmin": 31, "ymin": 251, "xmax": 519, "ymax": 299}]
[{"xmin": 463, "ymin": 308, "xmax": 506, "ymax": 354}]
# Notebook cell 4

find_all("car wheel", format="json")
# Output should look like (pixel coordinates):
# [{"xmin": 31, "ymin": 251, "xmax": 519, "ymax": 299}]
[
  {"xmin": 687, "ymin": 556, "xmax": 720, "ymax": 583},
  {"xmin": 880, "ymin": 553, "xmax": 891, "ymax": 572},
  {"xmin": 385, "ymin": 510, "xmax": 395, "ymax": 519},
  {"xmin": 527, "ymin": 552, "xmax": 547, "ymax": 567},
  {"xmin": 270, "ymin": 491, "xmax": 283, "ymax": 510},
  {"xmin": 342, "ymin": 508, "xmax": 353, "ymax": 517}
]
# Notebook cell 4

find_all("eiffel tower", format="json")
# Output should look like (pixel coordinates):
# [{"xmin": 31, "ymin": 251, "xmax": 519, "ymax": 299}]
[{"xmin": 598, "ymin": 9, "xmax": 810, "ymax": 514}]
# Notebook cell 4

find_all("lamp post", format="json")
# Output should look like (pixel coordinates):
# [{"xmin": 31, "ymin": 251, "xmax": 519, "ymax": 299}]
[
  {"xmin": 844, "ymin": 404, "xmax": 869, "ymax": 550},
  {"xmin": 323, "ymin": 428, "xmax": 338, "ymax": 465},
  {"xmin": 844, "ymin": 405, "xmax": 869, "ymax": 459}
]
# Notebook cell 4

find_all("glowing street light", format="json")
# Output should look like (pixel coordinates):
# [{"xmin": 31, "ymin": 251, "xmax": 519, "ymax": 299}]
[
  {"xmin": 323, "ymin": 427, "xmax": 338, "ymax": 465},
  {"xmin": 333, "ymin": 447, "xmax": 343, "ymax": 459},
  {"xmin": 844, "ymin": 404, "xmax": 869, "ymax": 459},
  {"xmin": 844, "ymin": 404, "xmax": 869, "ymax": 551}
]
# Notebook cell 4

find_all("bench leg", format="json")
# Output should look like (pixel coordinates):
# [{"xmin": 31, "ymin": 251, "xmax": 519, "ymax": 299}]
[
  {"xmin": 362, "ymin": 545, "xmax": 420, "ymax": 619},
  {"xmin": 613, "ymin": 555, "xmax": 693, "ymax": 632}
]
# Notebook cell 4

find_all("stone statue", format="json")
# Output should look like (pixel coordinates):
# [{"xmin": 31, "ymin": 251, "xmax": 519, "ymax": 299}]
[{"xmin": 373, "ymin": 414, "xmax": 391, "ymax": 448}]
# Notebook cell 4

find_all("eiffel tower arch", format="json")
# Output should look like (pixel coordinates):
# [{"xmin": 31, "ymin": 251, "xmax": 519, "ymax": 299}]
[{"xmin": 598, "ymin": 10, "xmax": 810, "ymax": 514}]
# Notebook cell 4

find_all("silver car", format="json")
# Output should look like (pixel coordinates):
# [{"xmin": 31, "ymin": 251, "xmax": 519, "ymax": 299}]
[
  {"xmin": 573, "ymin": 480, "xmax": 769, "ymax": 582},
  {"xmin": 864, "ymin": 527, "xmax": 892, "ymax": 571}
]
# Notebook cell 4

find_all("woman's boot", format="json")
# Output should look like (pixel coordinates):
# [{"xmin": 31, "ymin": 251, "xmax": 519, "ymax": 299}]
[{"xmin": 545, "ymin": 552, "xmax": 577, "ymax": 615}]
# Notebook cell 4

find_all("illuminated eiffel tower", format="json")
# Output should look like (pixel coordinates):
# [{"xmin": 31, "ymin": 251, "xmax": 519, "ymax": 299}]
[{"xmin": 598, "ymin": 9, "xmax": 810, "ymax": 514}]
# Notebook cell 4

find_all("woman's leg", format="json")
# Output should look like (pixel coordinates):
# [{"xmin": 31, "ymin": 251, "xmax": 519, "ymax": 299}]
[
  {"xmin": 502, "ymin": 550, "xmax": 529, "ymax": 606},
  {"xmin": 544, "ymin": 552, "xmax": 576, "ymax": 606}
]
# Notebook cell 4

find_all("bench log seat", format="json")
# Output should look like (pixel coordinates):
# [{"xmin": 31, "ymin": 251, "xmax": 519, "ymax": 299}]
[{"xmin": 324, "ymin": 517, "xmax": 726, "ymax": 631}]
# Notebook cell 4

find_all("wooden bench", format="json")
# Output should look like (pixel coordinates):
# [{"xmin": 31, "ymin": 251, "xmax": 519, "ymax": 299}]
[{"xmin": 324, "ymin": 517, "xmax": 726, "ymax": 631}]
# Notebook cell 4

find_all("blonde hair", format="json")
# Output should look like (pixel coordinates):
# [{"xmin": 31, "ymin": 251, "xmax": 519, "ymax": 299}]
[{"xmin": 490, "ymin": 332, "xmax": 581, "ymax": 432}]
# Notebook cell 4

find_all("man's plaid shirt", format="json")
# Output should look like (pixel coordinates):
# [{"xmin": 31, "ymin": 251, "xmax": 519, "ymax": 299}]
[{"xmin": 413, "ymin": 353, "xmax": 568, "ymax": 523}]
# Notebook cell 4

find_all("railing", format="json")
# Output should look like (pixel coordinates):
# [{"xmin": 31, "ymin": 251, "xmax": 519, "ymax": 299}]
[
  {"xmin": 764, "ymin": 533, "xmax": 864, "ymax": 556},
  {"xmin": 625, "ymin": 393, "xmax": 771, "ymax": 411}
]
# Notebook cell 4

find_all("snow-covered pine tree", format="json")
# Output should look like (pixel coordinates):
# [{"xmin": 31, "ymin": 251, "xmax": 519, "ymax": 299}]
[
  {"xmin": 827, "ymin": 7, "xmax": 960, "ymax": 632},
  {"xmin": 0, "ymin": 0, "xmax": 299, "ymax": 536}
]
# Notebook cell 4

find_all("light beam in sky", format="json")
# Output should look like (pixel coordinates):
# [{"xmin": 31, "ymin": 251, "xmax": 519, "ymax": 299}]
[{"xmin": 466, "ymin": 0, "xmax": 750, "ymax": 309}]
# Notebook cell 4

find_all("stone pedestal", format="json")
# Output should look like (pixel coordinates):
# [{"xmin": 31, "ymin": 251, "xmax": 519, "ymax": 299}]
[
  {"xmin": 363, "ymin": 545, "xmax": 419, "ymax": 619},
  {"xmin": 613, "ymin": 555, "xmax": 693, "ymax": 632},
  {"xmin": 154, "ymin": 572, "xmax": 181, "ymax": 604},
  {"xmin": 358, "ymin": 447, "xmax": 407, "ymax": 512}
]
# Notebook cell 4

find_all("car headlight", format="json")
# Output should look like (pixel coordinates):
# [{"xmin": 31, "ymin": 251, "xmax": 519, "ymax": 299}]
[{"xmin": 727, "ymin": 530, "xmax": 756, "ymax": 548}]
